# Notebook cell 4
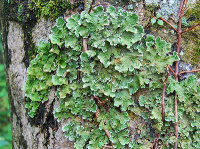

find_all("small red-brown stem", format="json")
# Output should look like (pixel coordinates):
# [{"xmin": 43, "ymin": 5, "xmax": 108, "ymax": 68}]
[
  {"xmin": 158, "ymin": 1, "xmax": 188, "ymax": 148},
  {"xmin": 154, "ymin": 133, "xmax": 160, "ymax": 149},
  {"xmin": 155, "ymin": 2, "xmax": 197, "ymax": 147},
  {"xmin": 83, "ymin": 0, "xmax": 95, "ymax": 52},
  {"xmin": 83, "ymin": 38, "xmax": 88, "ymax": 52},
  {"xmin": 87, "ymin": 0, "xmax": 95, "ymax": 14},
  {"xmin": 102, "ymin": 145, "xmax": 114, "ymax": 149},
  {"xmin": 179, "ymin": 69, "xmax": 200, "ymax": 74},
  {"xmin": 177, "ymin": 0, "xmax": 184, "ymax": 18},
  {"xmin": 94, "ymin": 96, "xmax": 108, "ymax": 105},
  {"xmin": 167, "ymin": 64, "xmax": 176, "ymax": 77},
  {"xmin": 180, "ymin": 0, "xmax": 188, "ymax": 19},
  {"xmin": 91, "ymin": 96, "xmax": 114, "ymax": 148},
  {"xmin": 181, "ymin": 22, "xmax": 200, "ymax": 34},
  {"xmin": 80, "ymin": 38, "xmax": 88, "ymax": 79},
  {"xmin": 174, "ymin": 1, "xmax": 188, "ymax": 148},
  {"xmin": 159, "ymin": 17, "xmax": 178, "ymax": 33},
  {"xmin": 162, "ymin": 70, "xmax": 170, "ymax": 122},
  {"xmin": 154, "ymin": 70, "xmax": 169, "ymax": 149},
  {"xmin": 104, "ymin": 129, "xmax": 111, "ymax": 138}
]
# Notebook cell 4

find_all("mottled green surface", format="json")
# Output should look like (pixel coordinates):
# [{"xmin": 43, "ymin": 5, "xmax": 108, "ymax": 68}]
[
  {"xmin": 28, "ymin": 0, "xmax": 83, "ymax": 19},
  {"xmin": 24, "ymin": 6, "xmax": 200, "ymax": 148}
]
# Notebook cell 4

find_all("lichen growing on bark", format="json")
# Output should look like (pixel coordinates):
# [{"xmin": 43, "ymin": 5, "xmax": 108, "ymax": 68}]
[{"xmin": 145, "ymin": 0, "xmax": 197, "ymax": 20}]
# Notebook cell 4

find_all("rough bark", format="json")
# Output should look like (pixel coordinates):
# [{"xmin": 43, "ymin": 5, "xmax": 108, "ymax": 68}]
[{"xmin": 0, "ymin": 0, "xmax": 75, "ymax": 148}]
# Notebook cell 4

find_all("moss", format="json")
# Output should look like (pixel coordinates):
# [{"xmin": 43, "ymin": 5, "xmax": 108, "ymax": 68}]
[
  {"xmin": 104, "ymin": 0, "xmax": 130, "ymax": 6},
  {"xmin": 144, "ymin": 4, "xmax": 155, "ymax": 12},
  {"xmin": 28, "ymin": 0, "xmax": 83, "ymax": 20},
  {"xmin": 185, "ymin": 0, "xmax": 200, "ymax": 23},
  {"xmin": 17, "ymin": 4, "xmax": 24, "ymax": 21},
  {"xmin": 180, "ymin": 0, "xmax": 200, "ymax": 67},
  {"xmin": 181, "ymin": 29, "xmax": 200, "ymax": 67}
]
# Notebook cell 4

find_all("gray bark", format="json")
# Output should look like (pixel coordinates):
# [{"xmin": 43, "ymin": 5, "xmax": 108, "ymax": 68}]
[{"xmin": 0, "ymin": 0, "xmax": 74, "ymax": 148}]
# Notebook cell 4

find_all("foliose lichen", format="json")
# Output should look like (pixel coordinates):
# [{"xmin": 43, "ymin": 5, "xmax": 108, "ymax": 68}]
[{"xmin": 24, "ymin": 5, "xmax": 200, "ymax": 149}]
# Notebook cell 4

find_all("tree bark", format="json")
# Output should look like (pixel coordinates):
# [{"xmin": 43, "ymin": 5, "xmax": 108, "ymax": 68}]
[{"xmin": 0, "ymin": 0, "xmax": 75, "ymax": 148}]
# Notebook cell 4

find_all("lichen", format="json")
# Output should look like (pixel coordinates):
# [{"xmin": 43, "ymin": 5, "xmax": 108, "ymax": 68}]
[
  {"xmin": 146, "ymin": 0, "xmax": 200, "ymax": 71},
  {"xmin": 24, "ymin": 5, "xmax": 200, "ymax": 148},
  {"xmin": 145, "ymin": 0, "xmax": 197, "ymax": 21}
]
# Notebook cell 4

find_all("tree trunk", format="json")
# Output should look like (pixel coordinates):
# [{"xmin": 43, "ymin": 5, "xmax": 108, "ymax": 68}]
[
  {"xmin": 0, "ymin": 0, "xmax": 199, "ymax": 149},
  {"xmin": 0, "ymin": 0, "xmax": 75, "ymax": 148}
]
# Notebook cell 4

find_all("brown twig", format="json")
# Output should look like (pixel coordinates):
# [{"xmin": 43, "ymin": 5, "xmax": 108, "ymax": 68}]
[
  {"xmin": 177, "ymin": 0, "xmax": 184, "ymax": 18},
  {"xmin": 159, "ymin": 17, "xmax": 178, "ymax": 33},
  {"xmin": 174, "ymin": 2, "xmax": 188, "ymax": 147},
  {"xmin": 174, "ymin": 1, "xmax": 188, "ymax": 146},
  {"xmin": 162, "ymin": 70, "xmax": 170, "ymax": 122},
  {"xmin": 154, "ymin": 69, "xmax": 169, "ymax": 149},
  {"xmin": 167, "ymin": 64, "xmax": 176, "ymax": 77},
  {"xmin": 154, "ymin": 133, "xmax": 160, "ymax": 149},
  {"xmin": 83, "ymin": 0, "xmax": 95, "ymax": 52},
  {"xmin": 91, "ymin": 96, "xmax": 114, "ymax": 148},
  {"xmin": 88, "ymin": 0, "xmax": 95, "ymax": 14},
  {"xmin": 179, "ymin": 69, "xmax": 200, "ymax": 74},
  {"xmin": 181, "ymin": 22, "xmax": 200, "ymax": 34},
  {"xmin": 180, "ymin": 0, "xmax": 188, "ymax": 18},
  {"xmin": 83, "ymin": 38, "xmax": 88, "ymax": 52},
  {"xmin": 102, "ymin": 145, "xmax": 114, "ymax": 149},
  {"xmin": 174, "ymin": 94, "xmax": 178, "ymax": 148},
  {"xmin": 94, "ymin": 96, "xmax": 108, "ymax": 105},
  {"xmin": 153, "ymin": 1, "xmax": 191, "ymax": 148}
]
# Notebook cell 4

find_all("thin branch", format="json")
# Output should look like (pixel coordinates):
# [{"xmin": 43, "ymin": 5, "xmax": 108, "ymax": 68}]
[
  {"xmin": 173, "ymin": 1, "xmax": 189, "ymax": 147},
  {"xmin": 162, "ymin": 70, "xmax": 169, "ymax": 122},
  {"xmin": 83, "ymin": 0, "xmax": 95, "ymax": 52},
  {"xmin": 154, "ymin": 70, "xmax": 169, "ymax": 149},
  {"xmin": 104, "ymin": 129, "xmax": 111, "ymax": 139},
  {"xmin": 177, "ymin": 0, "xmax": 184, "ymax": 18},
  {"xmin": 174, "ymin": 93, "xmax": 178, "ymax": 149},
  {"xmin": 92, "ymin": 96, "xmax": 114, "ymax": 148},
  {"xmin": 154, "ymin": 133, "xmax": 160, "ymax": 149},
  {"xmin": 83, "ymin": 38, "xmax": 88, "ymax": 52},
  {"xmin": 102, "ymin": 145, "xmax": 114, "ymax": 148},
  {"xmin": 174, "ymin": 138, "xmax": 178, "ymax": 149},
  {"xmin": 104, "ymin": 129, "xmax": 114, "ymax": 147},
  {"xmin": 88, "ymin": 0, "xmax": 95, "ymax": 14},
  {"xmin": 180, "ymin": 0, "xmax": 188, "ymax": 18},
  {"xmin": 181, "ymin": 22, "xmax": 200, "ymax": 34},
  {"xmin": 159, "ymin": 17, "xmax": 178, "ymax": 33},
  {"xmin": 167, "ymin": 64, "xmax": 176, "ymax": 77},
  {"xmin": 94, "ymin": 96, "xmax": 108, "ymax": 105},
  {"xmin": 179, "ymin": 69, "xmax": 200, "ymax": 74}
]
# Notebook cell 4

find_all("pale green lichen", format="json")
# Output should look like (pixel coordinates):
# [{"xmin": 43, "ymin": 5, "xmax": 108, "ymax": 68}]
[
  {"xmin": 24, "ymin": 5, "xmax": 200, "ymax": 149},
  {"xmin": 145, "ymin": 0, "xmax": 197, "ymax": 21}
]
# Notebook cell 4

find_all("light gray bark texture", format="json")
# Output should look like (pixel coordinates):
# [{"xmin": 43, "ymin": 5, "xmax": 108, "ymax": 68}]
[
  {"xmin": 0, "ymin": 0, "xmax": 75, "ymax": 148},
  {"xmin": 5, "ymin": 21, "xmax": 74, "ymax": 149}
]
